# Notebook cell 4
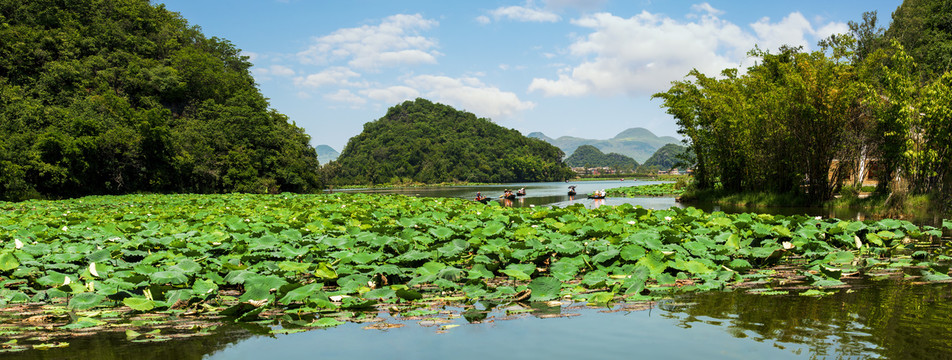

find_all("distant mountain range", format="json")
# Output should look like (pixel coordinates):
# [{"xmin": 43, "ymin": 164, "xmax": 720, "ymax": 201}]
[
  {"xmin": 527, "ymin": 127, "xmax": 679, "ymax": 163},
  {"xmin": 316, "ymin": 145, "xmax": 340, "ymax": 163}
]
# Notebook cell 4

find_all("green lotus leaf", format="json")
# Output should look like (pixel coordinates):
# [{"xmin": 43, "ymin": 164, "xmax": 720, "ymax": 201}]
[
  {"xmin": 150, "ymin": 270, "xmax": 188, "ymax": 285},
  {"xmin": 60, "ymin": 317, "xmax": 105, "ymax": 329},
  {"xmin": 395, "ymin": 288, "xmax": 423, "ymax": 301},
  {"xmin": 277, "ymin": 261, "xmax": 311, "ymax": 273},
  {"xmin": 528, "ymin": 277, "xmax": 561, "ymax": 301},
  {"xmin": 307, "ymin": 317, "xmax": 345, "ymax": 328},
  {"xmin": 68, "ymin": 292, "xmax": 105, "ymax": 310},
  {"xmin": 479, "ymin": 221, "xmax": 505, "ymax": 237},
  {"xmin": 0, "ymin": 252, "xmax": 19, "ymax": 272},
  {"xmin": 192, "ymin": 279, "xmax": 219, "ymax": 296},
  {"xmin": 314, "ymin": 263, "xmax": 338, "ymax": 280},
  {"xmin": 429, "ymin": 227, "xmax": 454, "ymax": 240},
  {"xmin": 362, "ymin": 288, "xmax": 395, "ymax": 299},
  {"xmin": 123, "ymin": 297, "xmax": 156, "ymax": 311}
]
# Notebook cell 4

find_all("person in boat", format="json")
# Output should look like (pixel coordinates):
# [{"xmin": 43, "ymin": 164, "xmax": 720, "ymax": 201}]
[
  {"xmin": 517, "ymin": 187, "xmax": 526, "ymax": 195},
  {"xmin": 475, "ymin": 192, "xmax": 485, "ymax": 201}
]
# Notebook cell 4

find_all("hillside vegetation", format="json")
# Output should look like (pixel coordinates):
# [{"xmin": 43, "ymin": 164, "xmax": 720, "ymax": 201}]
[
  {"xmin": 641, "ymin": 143, "xmax": 693, "ymax": 170},
  {"xmin": 655, "ymin": 0, "xmax": 952, "ymax": 204},
  {"xmin": 564, "ymin": 145, "xmax": 639, "ymax": 171},
  {"xmin": 0, "ymin": 0, "xmax": 321, "ymax": 201},
  {"xmin": 325, "ymin": 99, "xmax": 574, "ymax": 185}
]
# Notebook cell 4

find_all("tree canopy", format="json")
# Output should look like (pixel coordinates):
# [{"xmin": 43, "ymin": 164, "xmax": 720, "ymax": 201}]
[
  {"xmin": 640, "ymin": 143, "xmax": 692, "ymax": 170},
  {"xmin": 0, "ymin": 0, "xmax": 321, "ymax": 201},
  {"xmin": 325, "ymin": 99, "xmax": 575, "ymax": 185},
  {"xmin": 654, "ymin": 0, "xmax": 952, "ymax": 203},
  {"xmin": 564, "ymin": 145, "xmax": 639, "ymax": 171}
]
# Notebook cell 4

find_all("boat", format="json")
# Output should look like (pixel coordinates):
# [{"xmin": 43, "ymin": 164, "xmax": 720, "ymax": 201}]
[
  {"xmin": 503, "ymin": 194, "xmax": 517, "ymax": 200},
  {"xmin": 568, "ymin": 190, "xmax": 576, "ymax": 196},
  {"xmin": 475, "ymin": 197, "xmax": 491, "ymax": 204},
  {"xmin": 516, "ymin": 191, "xmax": 526, "ymax": 196},
  {"xmin": 587, "ymin": 195, "xmax": 606, "ymax": 199}
]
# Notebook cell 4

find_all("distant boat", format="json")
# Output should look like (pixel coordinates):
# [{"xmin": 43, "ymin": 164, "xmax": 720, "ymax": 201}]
[
  {"xmin": 516, "ymin": 190, "xmax": 526, "ymax": 196},
  {"xmin": 475, "ymin": 197, "xmax": 491, "ymax": 204},
  {"xmin": 587, "ymin": 195, "xmax": 606, "ymax": 199},
  {"xmin": 568, "ymin": 190, "xmax": 576, "ymax": 196}
]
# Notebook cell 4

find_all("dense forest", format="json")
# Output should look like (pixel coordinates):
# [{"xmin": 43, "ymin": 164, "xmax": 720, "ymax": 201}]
[
  {"xmin": 564, "ymin": 145, "xmax": 639, "ymax": 171},
  {"xmin": 640, "ymin": 143, "xmax": 692, "ymax": 171},
  {"xmin": 324, "ymin": 99, "xmax": 575, "ymax": 185},
  {"xmin": 0, "ymin": 0, "xmax": 321, "ymax": 201},
  {"xmin": 654, "ymin": 0, "xmax": 952, "ymax": 204}
]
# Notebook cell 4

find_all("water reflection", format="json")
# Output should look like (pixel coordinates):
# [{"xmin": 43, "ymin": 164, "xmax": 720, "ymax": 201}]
[{"xmin": 663, "ymin": 281, "xmax": 952, "ymax": 359}]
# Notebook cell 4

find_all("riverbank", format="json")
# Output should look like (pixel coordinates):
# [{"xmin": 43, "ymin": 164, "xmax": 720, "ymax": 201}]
[{"xmin": 679, "ymin": 187, "xmax": 948, "ymax": 222}]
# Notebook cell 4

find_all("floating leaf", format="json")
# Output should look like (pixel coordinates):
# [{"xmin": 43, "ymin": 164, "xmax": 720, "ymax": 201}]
[
  {"xmin": 529, "ymin": 277, "xmax": 561, "ymax": 301},
  {"xmin": 123, "ymin": 297, "xmax": 156, "ymax": 311}
]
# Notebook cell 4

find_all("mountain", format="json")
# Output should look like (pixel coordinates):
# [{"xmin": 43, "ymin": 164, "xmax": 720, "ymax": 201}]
[
  {"xmin": 528, "ymin": 127, "xmax": 678, "ymax": 163},
  {"xmin": 564, "ymin": 145, "xmax": 639, "ymax": 171},
  {"xmin": 642, "ymin": 143, "xmax": 693, "ymax": 170},
  {"xmin": 0, "ymin": 0, "xmax": 321, "ymax": 200},
  {"xmin": 316, "ymin": 145, "xmax": 340, "ymax": 163},
  {"xmin": 326, "ymin": 99, "xmax": 575, "ymax": 185}
]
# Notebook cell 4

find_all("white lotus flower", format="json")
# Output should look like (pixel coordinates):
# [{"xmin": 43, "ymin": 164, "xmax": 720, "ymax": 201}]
[
  {"xmin": 63, "ymin": 276, "xmax": 71, "ymax": 286},
  {"xmin": 89, "ymin": 262, "xmax": 99, "ymax": 277},
  {"xmin": 14, "ymin": 238, "xmax": 23, "ymax": 249},
  {"xmin": 627, "ymin": 221, "xmax": 636, "ymax": 225},
  {"xmin": 61, "ymin": 226, "xmax": 69, "ymax": 231},
  {"xmin": 664, "ymin": 217, "xmax": 672, "ymax": 221},
  {"xmin": 782, "ymin": 241, "xmax": 794, "ymax": 250}
]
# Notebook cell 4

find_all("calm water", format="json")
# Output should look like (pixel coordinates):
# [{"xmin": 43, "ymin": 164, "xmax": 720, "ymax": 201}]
[
  {"xmin": 8, "ymin": 182, "xmax": 949, "ymax": 359},
  {"xmin": 12, "ymin": 280, "xmax": 952, "ymax": 360}
]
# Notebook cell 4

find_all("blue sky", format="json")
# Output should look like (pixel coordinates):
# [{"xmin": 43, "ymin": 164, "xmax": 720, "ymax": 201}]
[{"xmin": 157, "ymin": 0, "xmax": 902, "ymax": 154}]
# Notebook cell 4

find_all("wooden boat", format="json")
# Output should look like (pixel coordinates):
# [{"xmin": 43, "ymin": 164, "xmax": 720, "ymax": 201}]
[
  {"xmin": 587, "ymin": 194, "xmax": 606, "ymax": 199},
  {"xmin": 516, "ymin": 191, "xmax": 526, "ymax": 196},
  {"xmin": 475, "ymin": 197, "xmax": 491, "ymax": 204},
  {"xmin": 503, "ymin": 194, "xmax": 517, "ymax": 200},
  {"xmin": 568, "ymin": 190, "xmax": 576, "ymax": 196}
]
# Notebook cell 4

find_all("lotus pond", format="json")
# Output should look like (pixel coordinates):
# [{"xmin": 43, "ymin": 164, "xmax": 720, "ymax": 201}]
[{"xmin": 1, "ymin": 190, "xmax": 950, "ymax": 359}]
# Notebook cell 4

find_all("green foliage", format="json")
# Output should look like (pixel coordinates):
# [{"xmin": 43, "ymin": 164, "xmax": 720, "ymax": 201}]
[
  {"xmin": 606, "ymin": 183, "xmax": 684, "ymax": 197},
  {"xmin": 0, "ymin": 192, "xmax": 947, "ymax": 326},
  {"xmin": 640, "ymin": 143, "xmax": 693, "ymax": 171},
  {"xmin": 325, "ymin": 99, "xmax": 574, "ymax": 185},
  {"xmin": 564, "ymin": 145, "xmax": 639, "ymax": 171},
  {"xmin": 0, "ymin": 0, "xmax": 320, "ymax": 200}
]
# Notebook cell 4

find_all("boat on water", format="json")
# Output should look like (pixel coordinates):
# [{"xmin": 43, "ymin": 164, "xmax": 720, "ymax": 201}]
[
  {"xmin": 587, "ymin": 195, "xmax": 606, "ymax": 199},
  {"xmin": 516, "ymin": 191, "xmax": 526, "ymax": 196},
  {"xmin": 475, "ymin": 197, "xmax": 492, "ymax": 204},
  {"xmin": 568, "ymin": 190, "xmax": 576, "ymax": 196},
  {"xmin": 503, "ymin": 194, "xmax": 517, "ymax": 200}
]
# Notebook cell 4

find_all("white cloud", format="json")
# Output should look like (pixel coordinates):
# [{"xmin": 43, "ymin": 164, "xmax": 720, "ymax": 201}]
[
  {"xmin": 404, "ymin": 75, "xmax": 535, "ymax": 118},
  {"xmin": 294, "ymin": 67, "xmax": 362, "ymax": 88},
  {"xmin": 543, "ymin": 0, "xmax": 607, "ymax": 10},
  {"xmin": 750, "ymin": 12, "xmax": 813, "ymax": 51},
  {"xmin": 361, "ymin": 86, "xmax": 420, "ymax": 104},
  {"xmin": 690, "ymin": 3, "xmax": 724, "ymax": 16},
  {"xmin": 530, "ymin": 6, "xmax": 847, "ymax": 97},
  {"xmin": 269, "ymin": 65, "xmax": 296, "ymax": 77},
  {"xmin": 482, "ymin": 5, "xmax": 561, "ymax": 23},
  {"xmin": 815, "ymin": 21, "xmax": 849, "ymax": 42},
  {"xmin": 324, "ymin": 89, "xmax": 367, "ymax": 105},
  {"xmin": 297, "ymin": 14, "xmax": 440, "ymax": 70},
  {"xmin": 476, "ymin": 15, "xmax": 491, "ymax": 24}
]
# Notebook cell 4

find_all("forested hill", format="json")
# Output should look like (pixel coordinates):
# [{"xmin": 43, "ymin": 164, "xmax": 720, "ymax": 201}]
[
  {"xmin": 326, "ymin": 99, "xmax": 575, "ymax": 185},
  {"xmin": 564, "ymin": 145, "xmax": 638, "ymax": 171},
  {"xmin": 0, "ymin": 0, "xmax": 321, "ymax": 201},
  {"xmin": 641, "ymin": 143, "xmax": 692, "ymax": 170}
]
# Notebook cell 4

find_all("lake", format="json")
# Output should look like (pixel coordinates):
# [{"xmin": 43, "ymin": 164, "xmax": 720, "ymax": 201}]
[{"xmin": 6, "ymin": 181, "xmax": 949, "ymax": 360}]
